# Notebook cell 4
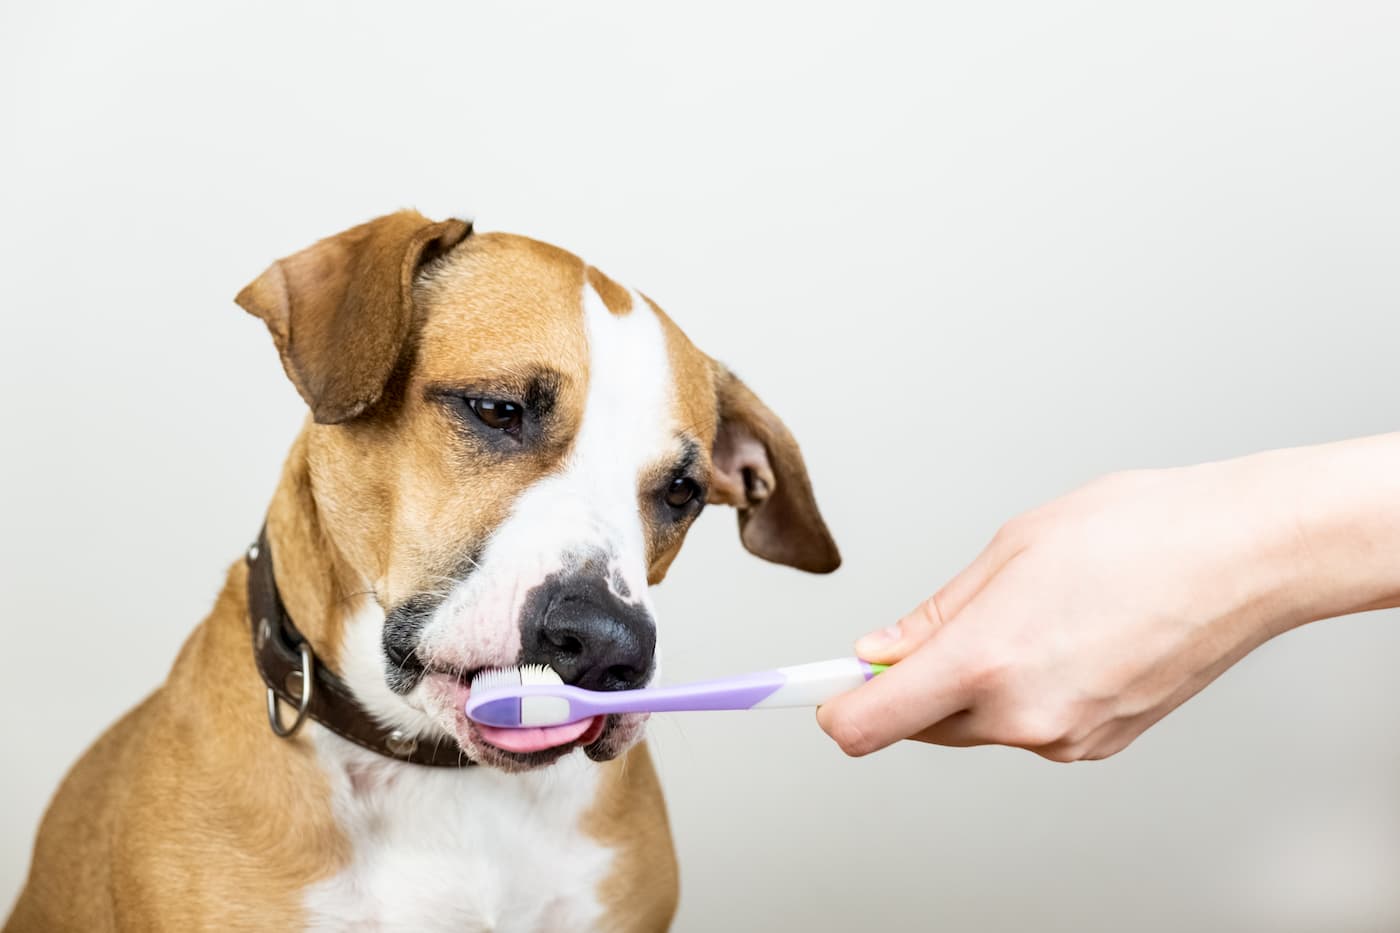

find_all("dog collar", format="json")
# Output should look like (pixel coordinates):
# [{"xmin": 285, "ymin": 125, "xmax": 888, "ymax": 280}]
[{"xmin": 245, "ymin": 526, "xmax": 473, "ymax": 768}]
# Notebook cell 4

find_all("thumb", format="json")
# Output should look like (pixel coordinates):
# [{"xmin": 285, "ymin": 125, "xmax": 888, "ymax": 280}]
[
  {"xmin": 853, "ymin": 596, "xmax": 945, "ymax": 664},
  {"xmin": 855, "ymin": 526, "xmax": 1023, "ymax": 664}
]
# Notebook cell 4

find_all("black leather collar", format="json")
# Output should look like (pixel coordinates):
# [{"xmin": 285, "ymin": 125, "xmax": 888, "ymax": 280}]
[{"xmin": 245, "ymin": 526, "xmax": 472, "ymax": 768}]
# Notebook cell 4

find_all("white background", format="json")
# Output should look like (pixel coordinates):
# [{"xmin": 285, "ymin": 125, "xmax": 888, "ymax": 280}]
[{"xmin": 3, "ymin": 2, "xmax": 1398, "ymax": 930}]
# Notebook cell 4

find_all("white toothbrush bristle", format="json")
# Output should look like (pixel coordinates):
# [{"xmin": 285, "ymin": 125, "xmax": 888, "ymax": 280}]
[
  {"xmin": 469, "ymin": 664, "xmax": 564, "ymax": 694},
  {"xmin": 519, "ymin": 663, "xmax": 564, "ymax": 686},
  {"xmin": 469, "ymin": 667, "xmax": 523, "ymax": 693}
]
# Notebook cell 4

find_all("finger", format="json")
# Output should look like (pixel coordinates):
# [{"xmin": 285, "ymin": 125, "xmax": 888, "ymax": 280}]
[
  {"xmin": 905, "ymin": 710, "xmax": 987, "ymax": 747},
  {"xmin": 915, "ymin": 701, "xmax": 1151, "ymax": 762},
  {"xmin": 855, "ymin": 530, "xmax": 1020, "ymax": 664},
  {"xmin": 817, "ymin": 635, "xmax": 975, "ymax": 757},
  {"xmin": 909, "ymin": 713, "xmax": 1105, "ymax": 760},
  {"xmin": 853, "ymin": 596, "xmax": 944, "ymax": 664},
  {"xmin": 903, "ymin": 710, "xmax": 988, "ymax": 747}
]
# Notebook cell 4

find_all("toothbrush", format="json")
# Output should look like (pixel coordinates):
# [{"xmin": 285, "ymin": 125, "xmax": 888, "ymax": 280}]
[{"xmin": 465, "ymin": 657, "xmax": 889, "ymax": 728}]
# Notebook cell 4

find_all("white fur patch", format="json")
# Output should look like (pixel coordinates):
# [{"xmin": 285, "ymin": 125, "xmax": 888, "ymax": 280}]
[
  {"xmin": 302, "ymin": 729, "xmax": 613, "ymax": 932},
  {"xmin": 411, "ymin": 280, "xmax": 676, "ymax": 686}
]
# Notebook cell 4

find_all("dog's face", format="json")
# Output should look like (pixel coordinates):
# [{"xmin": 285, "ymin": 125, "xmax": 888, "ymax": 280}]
[{"xmin": 238, "ymin": 212, "xmax": 838, "ymax": 771}]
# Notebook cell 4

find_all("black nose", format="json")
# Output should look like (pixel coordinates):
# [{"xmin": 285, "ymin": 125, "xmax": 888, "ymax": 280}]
[{"xmin": 521, "ymin": 575, "xmax": 655, "ymax": 692}]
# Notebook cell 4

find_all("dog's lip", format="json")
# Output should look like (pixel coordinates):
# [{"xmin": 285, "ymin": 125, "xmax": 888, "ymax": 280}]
[{"xmin": 424, "ymin": 664, "xmax": 484, "ymax": 684}]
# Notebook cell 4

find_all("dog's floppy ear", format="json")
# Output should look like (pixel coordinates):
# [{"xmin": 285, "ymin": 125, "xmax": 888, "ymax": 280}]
[
  {"xmin": 236, "ymin": 210, "xmax": 472, "ymax": 424},
  {"xmin": 709, "ymin": 366, "xmax": 841, "ymax": 573}
]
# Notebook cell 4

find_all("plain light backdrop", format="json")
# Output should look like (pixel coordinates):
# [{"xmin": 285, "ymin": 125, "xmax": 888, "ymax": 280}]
[{"xmin": 3, "ymin": 2, "xmax": 1398, "ymax": 930}]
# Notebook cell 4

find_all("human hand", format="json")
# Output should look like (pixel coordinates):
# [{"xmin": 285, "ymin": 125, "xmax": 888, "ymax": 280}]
[{"xmin": 817, "ymin": 436, "xmax": 1400, "ymax": 762}]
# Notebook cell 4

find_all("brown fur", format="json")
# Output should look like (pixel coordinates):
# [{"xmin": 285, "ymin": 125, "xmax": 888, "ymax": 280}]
[
  {"xmin": 7, "ymin": 555, "xmax": 344, "ymax": 930},
  {"xmin": 586, "ymin": 265, "xmax": 634, "ymax": 316},
  {"xmin": 236, "ymin": 211, "xmax": 471, "ymax": 425},
  {"xmin": 8, "ymin": 212, "xmax": 838, "ymax": 931},
  {"xmin": 710, "ymin": 368, "xmax": 841, "ymax": 573},
  {"xmin": 584, "ymin": 753, "xmax": 680, "ymax": 932}
]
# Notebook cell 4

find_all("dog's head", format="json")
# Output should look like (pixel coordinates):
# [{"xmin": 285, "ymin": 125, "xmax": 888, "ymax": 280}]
[{"xmin": 238, "ymin": 211, "xmax": 839, "ymax": 771}]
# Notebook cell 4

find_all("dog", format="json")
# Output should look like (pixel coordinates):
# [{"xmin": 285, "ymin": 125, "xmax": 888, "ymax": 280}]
[{"xmin": 6, "ymin": 211, "xmax": 839, "ymax": 932}]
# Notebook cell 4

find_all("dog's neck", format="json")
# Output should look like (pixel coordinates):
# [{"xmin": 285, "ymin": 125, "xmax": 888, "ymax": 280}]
[{"xmin": 262, "ymin": 429, "xmax": 360, "ymax": 674}]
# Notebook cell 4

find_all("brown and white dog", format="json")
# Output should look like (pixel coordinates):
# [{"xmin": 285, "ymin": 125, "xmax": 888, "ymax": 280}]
[{"xmin": 7, "ymin": 211, "xmax": 839, "ymax": 932}]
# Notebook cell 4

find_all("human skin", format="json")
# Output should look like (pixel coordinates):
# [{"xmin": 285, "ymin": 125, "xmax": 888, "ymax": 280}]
[{"xmin": 817, "ymin": 433, "xmax": 1400, "ymax": 762}]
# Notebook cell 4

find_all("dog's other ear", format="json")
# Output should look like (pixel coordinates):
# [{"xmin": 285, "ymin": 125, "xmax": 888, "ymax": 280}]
[
  {"xmin": 236, "ymin": 210, "xmax": 472, "ymax": 424},
  {"xmin": 709, "ymin": 366, "xmax": 841, "ymax": 573}
]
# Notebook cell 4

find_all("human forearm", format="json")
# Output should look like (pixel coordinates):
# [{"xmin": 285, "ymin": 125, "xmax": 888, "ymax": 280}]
[{"xmin": 1281, "ymin": 432, "xmax": 1400, "ymax": 622}]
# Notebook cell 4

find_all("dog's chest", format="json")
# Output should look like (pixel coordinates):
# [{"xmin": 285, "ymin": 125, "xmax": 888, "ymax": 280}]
[{"xmin": 303, "ymin": 736, "xmax": 614, "ymax": 933}]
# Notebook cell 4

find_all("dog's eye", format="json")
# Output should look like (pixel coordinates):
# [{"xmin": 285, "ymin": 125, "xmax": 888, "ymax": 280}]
[
  {"xmin": 466, "ymin": 398, "xmax": 523, "ymax": 434},
  {"xmin": 664, "ymin": 477, "xmax": 701, "ymax": 509}
]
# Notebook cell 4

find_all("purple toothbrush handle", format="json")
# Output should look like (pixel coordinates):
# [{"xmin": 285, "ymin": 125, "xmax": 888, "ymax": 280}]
[{"xmin": 570, "ymin": 670, "xmax": 786, "ymax": 716}]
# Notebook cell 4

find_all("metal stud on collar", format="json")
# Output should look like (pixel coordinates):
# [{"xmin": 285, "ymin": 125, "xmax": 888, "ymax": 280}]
[
  {"xmin": 267, "ymin": 641, "xmax": 315, "ymax": 738},
  {"xmin": 386, "ymin": 730, "xmax": 419, "ymax": 757}
]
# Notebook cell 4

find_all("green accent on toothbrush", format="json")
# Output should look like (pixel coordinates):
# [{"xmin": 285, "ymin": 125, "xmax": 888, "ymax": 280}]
[{"xmin": 869, "ymin": 663, "xmax": 890, "ymax": 674}]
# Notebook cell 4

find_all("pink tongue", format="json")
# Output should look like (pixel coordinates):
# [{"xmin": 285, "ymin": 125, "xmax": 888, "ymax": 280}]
[{"xmin": 476, "ymin": 717, "xmax": 596, "ymax": 754}]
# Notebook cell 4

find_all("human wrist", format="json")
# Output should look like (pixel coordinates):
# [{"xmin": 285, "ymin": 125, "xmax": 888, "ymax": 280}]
[{"xmin": 1261, "ymin": 434, "xmax": 1400, "ymax": 630}]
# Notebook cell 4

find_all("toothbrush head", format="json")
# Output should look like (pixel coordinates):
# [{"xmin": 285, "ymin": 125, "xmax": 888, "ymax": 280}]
[{"xmin": 467, "ymin": 664, "xmax": 576, "ymax": 728}]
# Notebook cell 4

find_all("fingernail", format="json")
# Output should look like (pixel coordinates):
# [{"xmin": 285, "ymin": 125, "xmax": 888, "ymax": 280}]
[{"xmin": 856, "ymin": 624, "xmax": 902, "ymax": 654}]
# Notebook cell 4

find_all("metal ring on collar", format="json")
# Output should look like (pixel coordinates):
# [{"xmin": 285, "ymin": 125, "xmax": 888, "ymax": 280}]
[{"xmin": 267, "ymin": 641, "xmax": 315, "ymax": 738}]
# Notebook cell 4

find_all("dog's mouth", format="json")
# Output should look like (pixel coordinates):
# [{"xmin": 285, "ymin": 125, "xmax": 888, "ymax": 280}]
[{"xmin": 419, "ymin": 669, "xmax": 636, "ymax": 770}]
